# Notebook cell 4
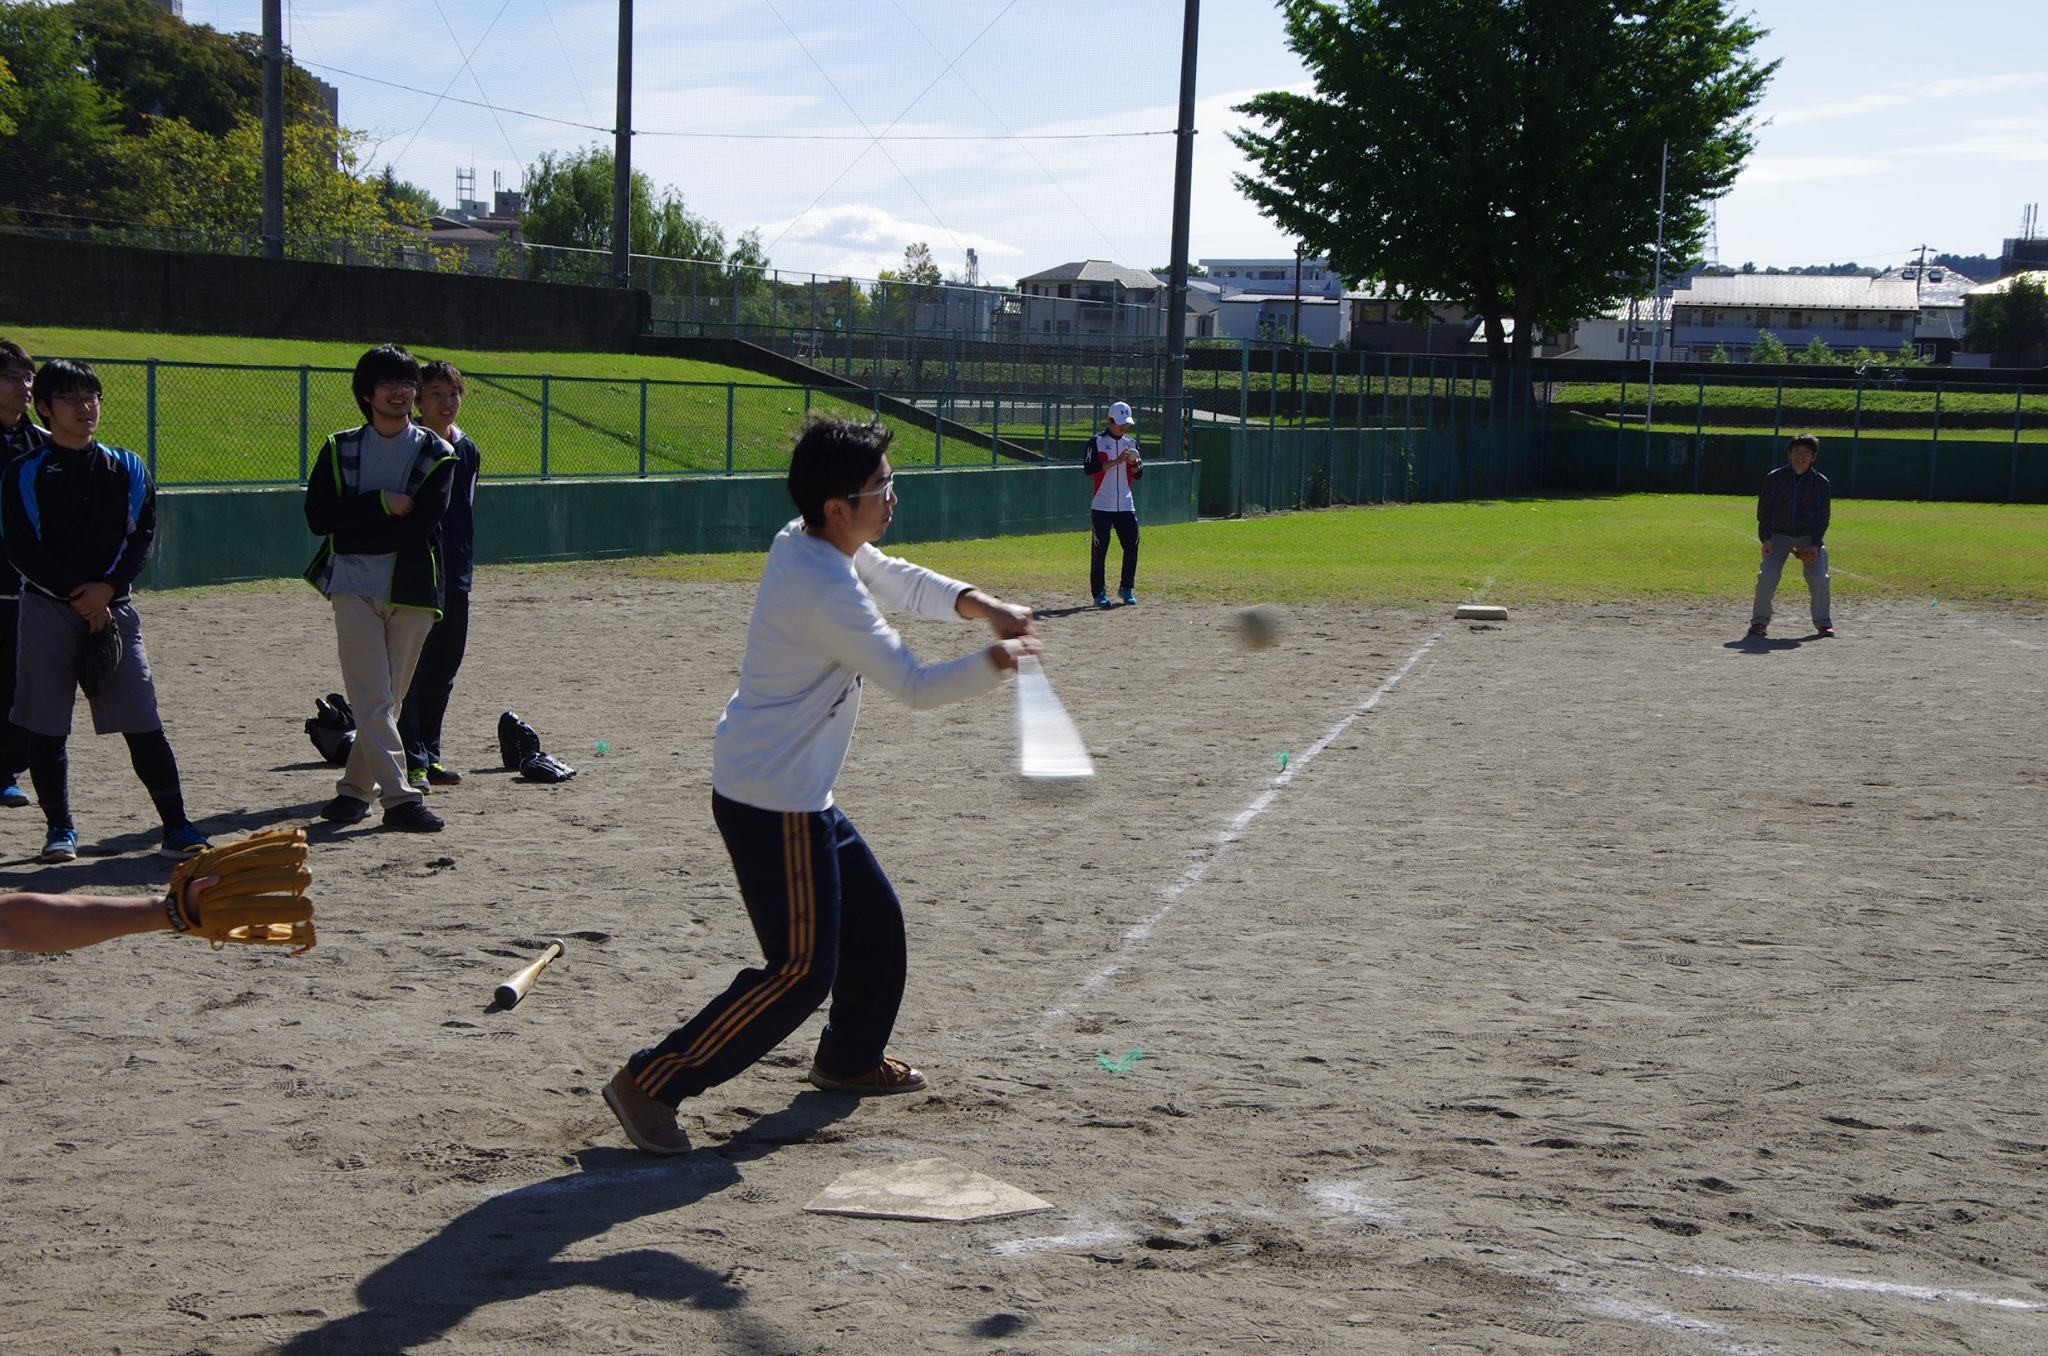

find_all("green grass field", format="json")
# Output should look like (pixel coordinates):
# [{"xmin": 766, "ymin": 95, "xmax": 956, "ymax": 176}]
[
  {"xmin": 615, "ymin": 494, "xmax": 2048, "ymax": 609},
  {"xmin": 7, "ymin": 326, "xmax": 952, "ymax": 482}
]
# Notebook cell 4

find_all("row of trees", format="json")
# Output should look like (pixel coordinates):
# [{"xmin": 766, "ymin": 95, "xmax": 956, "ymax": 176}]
[
  {"xmin": 0, "ymin": 0, "xmax": 438, "ymax": 259},
  {"xmin": 1738, "ymin": 333, "xmax": 1925, "ymax": 367},
  {"xmin": 2, "ymin": 1, "xmax": 764, "ymax": 280}
]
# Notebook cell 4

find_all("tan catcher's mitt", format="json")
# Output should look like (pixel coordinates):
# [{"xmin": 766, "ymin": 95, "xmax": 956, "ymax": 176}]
[{"xmin": 165, "ymin": 827, "xmax": 316, "ymax": 953}]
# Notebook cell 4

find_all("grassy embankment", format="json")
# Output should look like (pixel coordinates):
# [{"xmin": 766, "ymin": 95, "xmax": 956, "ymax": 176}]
[{"xmin": 9, "ymin": 326, "xmax": 929, "ymax": 482}]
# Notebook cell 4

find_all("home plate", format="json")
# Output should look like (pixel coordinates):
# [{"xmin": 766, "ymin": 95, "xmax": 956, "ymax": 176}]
[{"xmin": 803, "ymin": 1157, "xmax": 1052, "ymax": 1222}]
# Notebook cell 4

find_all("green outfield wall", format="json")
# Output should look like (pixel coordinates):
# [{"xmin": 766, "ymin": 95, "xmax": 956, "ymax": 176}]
[
  {"xmin": 1190, "ymin": 422, "xmax": 2048, "ymax": 515},
  {"xmin": 146, "ymin": 461, "xmax": 1198, "ymax": 591}
]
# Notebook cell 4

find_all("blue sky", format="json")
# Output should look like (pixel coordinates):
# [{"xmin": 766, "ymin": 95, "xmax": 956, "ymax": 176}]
[{"xmin": 183, "ymin": 2, "xmax": 2046, "ymax": 284}]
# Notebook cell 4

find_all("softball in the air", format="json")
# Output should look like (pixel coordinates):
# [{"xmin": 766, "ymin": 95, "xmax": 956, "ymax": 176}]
[{"xmin": 1235, "ymin": 606, "xmax": 1281, "ymax": 650}]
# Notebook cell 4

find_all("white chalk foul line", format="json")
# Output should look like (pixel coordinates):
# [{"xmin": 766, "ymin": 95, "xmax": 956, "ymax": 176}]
[{"xmin": 1032, "ymin": 631, "xmax": 1444, "ymax": 1041}]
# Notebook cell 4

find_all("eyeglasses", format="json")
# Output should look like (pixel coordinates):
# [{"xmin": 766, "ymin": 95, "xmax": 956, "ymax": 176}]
[
  {"xmin": 846, "ymin": 475, "xmax": 897, "ymax": 501},
  {"xmin": 376, "ymin": 379, "xmax": 420, "ymax": 392},
  {"xmin": 51, "ymin": 392, "xmax": 102, "ymax": 407}
]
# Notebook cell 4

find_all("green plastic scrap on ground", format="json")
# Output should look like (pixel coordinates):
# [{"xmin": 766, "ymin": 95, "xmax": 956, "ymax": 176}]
[
  {"xmin": 1278, "ymin": 751, "xmax": 1290, "ymax": 772},
  {"xmin": 1097, "ymin": 1049, "xmax": 1144, "ymax": 1074}
]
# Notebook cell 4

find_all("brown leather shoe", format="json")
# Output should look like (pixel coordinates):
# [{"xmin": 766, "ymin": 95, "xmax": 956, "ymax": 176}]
[
  {"xmin": 603, "ymin": 1068, "xmax": 691, "ymax": 1155},
  {"xmin": 807, "ymin": 1055, "xmax": 929, "ymax": 1096}
]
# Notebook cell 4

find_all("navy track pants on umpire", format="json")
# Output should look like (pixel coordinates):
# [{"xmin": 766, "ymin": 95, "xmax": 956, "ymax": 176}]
[{"xmin": 626, "ymin": 793, "xmax": 907, "ymax": 1107}]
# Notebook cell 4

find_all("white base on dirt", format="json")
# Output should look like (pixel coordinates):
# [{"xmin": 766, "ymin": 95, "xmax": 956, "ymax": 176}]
[
  {"xmin": 1455, "ymin": 604, "xmax": 1509, "ymax": 621},
  {"xmin": 804, "ymin": 1157, "xmax": 1053, "ymax": 1223}
]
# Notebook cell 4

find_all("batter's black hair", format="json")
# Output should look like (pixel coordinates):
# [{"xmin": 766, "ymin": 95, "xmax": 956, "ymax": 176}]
[
  {"xmin": 352, "ymin": 344, "xmax": 421, "ymax": 417},
  {"xmin": 30, "ymin": 358, "xmax": 102, "ymax": 418},
  {"xmin": 786, "ymin": 417, "xmax": 892, "ymax": 530},
  {"xmin": 1787, "ymin": 433, "xmax": 1819, "ymax": 454}
]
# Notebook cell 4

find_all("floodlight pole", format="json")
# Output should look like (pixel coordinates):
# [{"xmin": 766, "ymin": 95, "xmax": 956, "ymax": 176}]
[
  {"xmin": 260, "ymin": 0, "xmax": 283, "ymax": 260},
  {"xmin": 611, "ymin": 0, "xmax": 634, "ymax": 289},
  {"xmin": 1161, "ymin": 0, "xmax": 1200, "ymax": 463}
]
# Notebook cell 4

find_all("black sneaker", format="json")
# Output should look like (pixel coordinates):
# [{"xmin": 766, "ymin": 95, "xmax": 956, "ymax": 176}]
[
  {"xmin": 426, "ymin": 762, "xmax": 463, "ymax": 786},
  {"xmin": 1817, "ymin": 624, "xmax": 1835, "ymax": 638},
  {"xmin": 319, "ymin": 794, "xmax": 372, "ymax": 824},
  {"xmin": 384, "ymin": 801, "xmax": 445, "ymax": 833},
  {"xmin": 1745, "ymin": 623, "xmax": 1767, "ymax": 639}
]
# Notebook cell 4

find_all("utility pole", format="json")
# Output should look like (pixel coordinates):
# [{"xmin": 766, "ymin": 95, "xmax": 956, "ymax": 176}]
[
  {"xmin": 1160, "ymin": 0, "xmax": 1200, "ymax": 463},
  {"xmin": 1644, "ymin": 141, "xmax": 1669, "ymax": 452},
  {"xmin": 611, "ymin": 0, "xmax": 634, "ymax": 290},
  {"xmin": 260, "ymin": 0, "xmax": 284, "ymax": 260},
  {"xmin": 1292, "ymin": 242, "xmax": 1304, "ymax": 409}
]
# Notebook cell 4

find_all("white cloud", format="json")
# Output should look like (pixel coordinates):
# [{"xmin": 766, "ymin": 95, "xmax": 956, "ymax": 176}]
[
  {"xmin": 1735, "ymin": 155, "xmax": 1891, "ymax": 186},
  {"xmin": 1769, "ymin": 71, "xmax": 2048, "ymax": 125}
]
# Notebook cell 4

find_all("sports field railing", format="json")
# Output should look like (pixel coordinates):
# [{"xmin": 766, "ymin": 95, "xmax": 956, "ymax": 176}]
[
  {"xmin": 49, "ymin": 358, "xmax": 1180, "ymax": 486},
  {"xmin": 41, "ymin": 352, "xmax": 2048, "ymax": 504}
]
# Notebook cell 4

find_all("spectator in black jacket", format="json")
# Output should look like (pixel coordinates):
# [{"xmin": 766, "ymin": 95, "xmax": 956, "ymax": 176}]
[
  {"xmin": 1748, "ymin": 433, "xmax": 1833, "ymax": 639},
  {"xmin": 398, "ymin": 360, "xmax": 481, "ymax": 792},
  {"xmin": 1, "ymin": 359, "xmax": 211, "ymax": 863},
  {"xmin": 0, "ymin": 338, "xmax": 47, "ymax": 811},
  {"xmin": 304, "ymin": 345, "xmax": 455, "ymax": 833}
]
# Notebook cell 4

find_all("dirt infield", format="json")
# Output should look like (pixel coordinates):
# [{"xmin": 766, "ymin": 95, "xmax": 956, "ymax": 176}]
[{"xmin": 2, "ymin": 573, "xmax": 2043, "ymax": 1355}]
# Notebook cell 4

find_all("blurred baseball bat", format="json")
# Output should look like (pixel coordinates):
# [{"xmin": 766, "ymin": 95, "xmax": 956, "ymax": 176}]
[
  {"xmin": 1015, "ymin": 655, "xmax": 1094, "ymax": 781},
  {"xmin": 494, "ymin": 938, "xmax": 566, "ymax": 1007}
]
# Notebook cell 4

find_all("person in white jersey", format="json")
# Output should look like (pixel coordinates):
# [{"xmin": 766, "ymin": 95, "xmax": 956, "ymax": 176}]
[
  {"xmin": 603, "ymin": 417, "xmax": 1040, "ymax": 1156},
  {"xmin": 1083, "ymin": 399, "xmax": 1142, "ymax": 607}
]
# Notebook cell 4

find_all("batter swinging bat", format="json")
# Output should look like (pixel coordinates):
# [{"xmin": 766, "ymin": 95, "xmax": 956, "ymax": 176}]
[{"xmin": 494, "ymin": 938, "xmax": 566, "ymax": 1007}]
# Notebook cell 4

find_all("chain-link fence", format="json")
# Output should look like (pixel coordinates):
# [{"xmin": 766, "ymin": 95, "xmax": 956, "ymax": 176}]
[
  {"xmin": 41, "ymin": 346, "xmax": 2048, "ymax": 502},
  {"xmin": 52, "ymin": 357, "xmax": 1170, "ymax": 486}
]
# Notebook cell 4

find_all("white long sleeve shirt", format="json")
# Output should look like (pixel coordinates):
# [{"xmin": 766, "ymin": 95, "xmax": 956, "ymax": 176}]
[{"xmin": 711, "ymin": 518, "xmax": 1004, "ymax": 812}]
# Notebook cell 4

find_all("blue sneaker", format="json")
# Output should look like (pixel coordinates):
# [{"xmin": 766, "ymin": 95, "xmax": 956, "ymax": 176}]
[
  {"xmin": 1119, "ymin": 588, "xmax": 1137, "ymax": 606},
  {"xmin": 40, "ymin": 826, "xmax": 79, "ymax": 863},
  {"xmin": 158, "ymin": 823, "xmax": 212, "ymax": 859},
  {"xmin": 0, "ymin": 781, "xmax": 28, "ymax": 809},
  {"xmin": 1094, "ymin": 592, "xmax": 1112, "ymax": 609}
]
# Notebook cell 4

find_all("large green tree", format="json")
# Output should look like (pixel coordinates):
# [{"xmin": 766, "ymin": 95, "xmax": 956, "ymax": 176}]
[
  {"xmin": 1966, "ymin": 274, "xmax": 2048, "ymax": 364},
  {"xmin": 0, "ymin": 1, "xmax": 124, "ymax": 223},
  {"xmin": 1231, "ymin": 0, "xmax": 1775, "ymax": 363},
  {"xmin": 521, "ymin": 145, "xmax": 727, "ymax": 261},
  {"xmin": 72, "ymin": 0, "xmax": 321, "ymax": 136},
  {"xmin": 110, "ymin": 113, "xmax": 437, "ymax": 263}
]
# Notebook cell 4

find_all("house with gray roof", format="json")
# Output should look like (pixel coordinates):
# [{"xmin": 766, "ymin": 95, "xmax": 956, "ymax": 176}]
[
  {"xmin": 1665, "ymin": 274, "xmax": 1919, "ymax": 361},
  {"xmin": 1010, "ymin": 260, "xmax": 1167, "ymax": 339},
  {"xmin": 1879, "ymin": 265, "xmax": 1977, "ymax": 362}
]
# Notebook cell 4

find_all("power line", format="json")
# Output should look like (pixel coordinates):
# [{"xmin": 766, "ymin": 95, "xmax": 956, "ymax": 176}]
[
  {"xmin": 757, "ymin": 0, "xmax": 1023, "ymax": 262},
  {"xmin": 884, "ymin": 0, "xmax": 1138, "ymax": 268},
  {"xmin": 386, "ymin": 0, "xmax": 519, "ymax": 172},
  {"xmin": 300, "ymin": 61, "xmax": 1171, "ymax": 142}
]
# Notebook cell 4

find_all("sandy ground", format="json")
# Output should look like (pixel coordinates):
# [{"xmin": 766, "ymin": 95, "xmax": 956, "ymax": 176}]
[{"xmin": 1, "ymin": 569, "xmax": 2044, "ymax": 1356}]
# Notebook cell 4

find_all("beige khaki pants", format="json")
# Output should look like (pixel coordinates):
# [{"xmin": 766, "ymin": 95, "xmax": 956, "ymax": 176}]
[{"xmin": 331, "ymin": 594, "xmax": 436, "ymax": 809}]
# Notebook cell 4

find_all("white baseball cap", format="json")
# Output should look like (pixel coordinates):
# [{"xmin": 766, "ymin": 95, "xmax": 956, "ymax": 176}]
[{"xmin": 1107, "ymin": 401, "xmax": 1135, "ymax": 427}]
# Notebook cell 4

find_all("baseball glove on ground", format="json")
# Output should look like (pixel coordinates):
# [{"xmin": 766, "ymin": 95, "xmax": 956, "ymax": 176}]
[
  {"xmin": 165, "ymin": 827, "xmax": 316, "ymax": 952},
  {"xmin": 76, "ymin": 626, "xmax": 123, "ymax": 700}
]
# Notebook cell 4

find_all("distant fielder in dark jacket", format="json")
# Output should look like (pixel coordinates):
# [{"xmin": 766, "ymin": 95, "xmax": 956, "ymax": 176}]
[{"xmin": 1748, "ymin": 433, "xmax": 1832, "ymax": 639}]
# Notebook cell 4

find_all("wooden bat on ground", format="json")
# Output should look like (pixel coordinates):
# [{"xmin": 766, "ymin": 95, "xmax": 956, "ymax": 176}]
[{"xmin": 494, "ymin": 938, "xmax": 566, "ymax": 1007}]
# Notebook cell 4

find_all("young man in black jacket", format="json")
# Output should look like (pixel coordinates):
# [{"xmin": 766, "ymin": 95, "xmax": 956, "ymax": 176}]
[
  {"xmin": 304, "ymin": 345, "xmax": 455, "ymax": 833},
  {"xmin": 1748, "ymin": 433, "xmax": 1833, "ymax": 639},
  {"xmin": 0, "ymin": 339, "xmax": 47, "ymax": 811},
  {"xmin": 1, "ymin": 359, "xmax": 211, "ymax": 863},
  {"xmin": 398, "ymin": 360, "xmax": 481, "ymax": 792}
]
